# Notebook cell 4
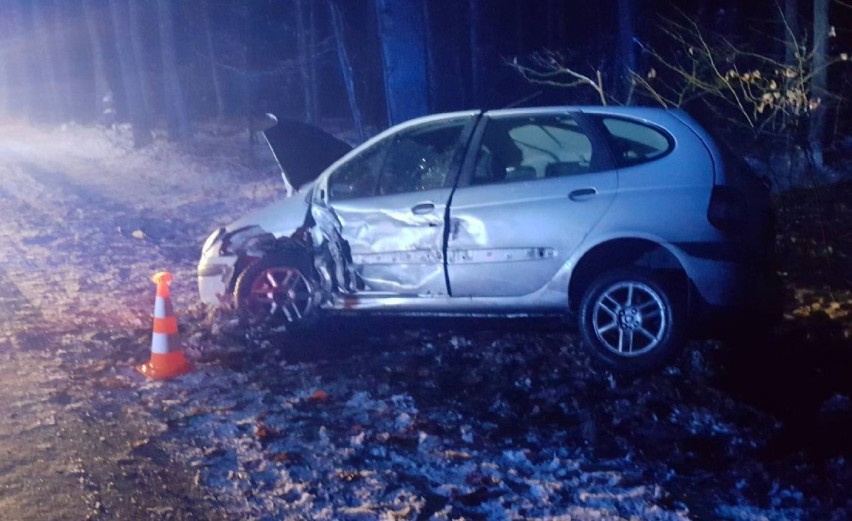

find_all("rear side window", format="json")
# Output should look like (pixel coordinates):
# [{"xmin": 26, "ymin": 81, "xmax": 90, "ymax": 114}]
[
  {"xmin": 596, "ymin": 117, "xmax": 673, "ymax": 167},
  {"xmin": 471, "ymin": 114, "xmax": 604, "ymax": 186}
]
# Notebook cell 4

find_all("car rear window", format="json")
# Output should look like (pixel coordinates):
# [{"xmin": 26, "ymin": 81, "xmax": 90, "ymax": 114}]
[{"xmin": 595, "ymin": 117, "xmax": 673, "ymax": 167}]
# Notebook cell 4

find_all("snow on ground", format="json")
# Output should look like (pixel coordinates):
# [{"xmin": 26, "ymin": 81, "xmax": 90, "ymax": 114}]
[{"xmin": 1, "ymin": 122, "xmax": 850, "ymax": 520}]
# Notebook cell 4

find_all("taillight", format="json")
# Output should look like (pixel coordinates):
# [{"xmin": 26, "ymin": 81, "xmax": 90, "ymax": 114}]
[{"xmin": 707, "ymin": 185, "xmax": 746, "ymax": 232}]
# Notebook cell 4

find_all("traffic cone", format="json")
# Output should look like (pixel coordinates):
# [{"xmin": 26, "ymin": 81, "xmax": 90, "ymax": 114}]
[{"xmin": 137, "ymin": 271, "xmax": 193, "ymax": 380}]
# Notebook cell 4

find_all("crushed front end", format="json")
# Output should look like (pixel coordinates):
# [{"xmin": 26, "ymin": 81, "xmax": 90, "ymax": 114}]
[{"xmin": 197, "ymin": 225, "xmax": 278, "ymax": 306}]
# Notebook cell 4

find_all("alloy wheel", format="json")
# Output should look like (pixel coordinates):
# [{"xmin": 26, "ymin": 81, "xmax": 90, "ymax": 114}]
[
  {"xmin": 591, "ymin": 280, "xmax": 667, "ymax": 356},
  {"xmin": 246, "ymin": 267, "xmax": 314, "ymax": 324}
]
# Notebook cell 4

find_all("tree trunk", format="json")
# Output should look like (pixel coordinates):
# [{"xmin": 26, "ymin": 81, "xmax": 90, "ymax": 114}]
[
  {"xmin": 109, "ymin": 0, "xmax": 152, "ymax": 147},
  {"xmin": 0, "ymin": 56, "xmax": 5, "ymax": 119},
  {"xmin": 4, "ymin": 1, "xmax": 34, "ymax": 119},
  {"xmin": 808, "ymin": 0, "xmax": 829, "ymax": 171},
  {"xmin": 295, "ymin": 0, "xmax": 316, "ymax": 124},
  {"xmin": 30, "ymin": 2, "xmax": 63, "ymax": 119},
  {"xmin": 200, "ymin": 0, "xmax": 225, "ymax": 119},
  {"xmin": 547, "ymin": 0, "xmax": 566, "ymax": 47},
  {"xmin": 514, "ymin": 0, "xmax": 524, "ymax": 52},
  {"xmin": 375, "ymin": 0, "xmax": 429, "ymax": 125},
  {"xmin": 327, "ymin": 0, "xmax": 365, "ymax": 141},
  {"xmin": 783, "ymin": 0, "xmax": 800, "ymax": 66},
  {"xmin": 468, "ymin": 0, "xmax": 480, "ymax": 107},
  {"xmin": 51, "ymin": 0, "xmax": 75, "ymax": 119},
  {"xmin": 617, "ymin": 0, "xmax": 638, "ymax": 105},
  {"xmin": 157, "ymin": 0, "xmax": 191, "ymax": 142},
  {"xmin": 422, "ymin": 0, "xmax": 436, "ymax": 113},
  {"xmin": 307, "ymin": 0, "xmax": 319, "ymax": 121},
  {"xmin": 83, "ymin": 0, "xmax": 110, "ymax": 121},
  {"xmin": 243, "ymin": 4, "xmax": 255, "ymax": 135},
  {"xmin": 0, "ymin": 4, "xmax": 11, "ymax": 117},
  {"xmin": 444, "ymin": 2, "xmax": 467, "ymax": 111},
  {"xmin": 128, "ymin": 0, "xmax": 154, "ymax": 122},
  {"xmin": 613, "ymin": 0, "xmax": 636, "ymax": 105}
]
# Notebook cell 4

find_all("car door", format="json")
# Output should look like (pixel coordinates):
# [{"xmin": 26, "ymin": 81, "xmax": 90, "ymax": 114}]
[
  {"xmin": 447, "ymin": 110, "xmax": 617, "ymax": 297},
  {"xmin": 311, "ymin": 114, "xmax": 475, "ymax": 296}
]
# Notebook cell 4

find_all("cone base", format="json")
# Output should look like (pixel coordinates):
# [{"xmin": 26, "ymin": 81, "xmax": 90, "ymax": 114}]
[{"xmin": 137, "ymin": 351, "xmax": 193, "ymax": 380}]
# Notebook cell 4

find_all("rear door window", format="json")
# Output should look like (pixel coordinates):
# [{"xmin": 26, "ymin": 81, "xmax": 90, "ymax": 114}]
[{"xmin": 469, "ymin": 114, "xmax": 606, "ymax": 186}]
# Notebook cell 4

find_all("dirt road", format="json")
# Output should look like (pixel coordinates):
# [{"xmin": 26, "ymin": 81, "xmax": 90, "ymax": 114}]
[{"xmin": 0, "ymin": 124, "xmax": 276, "ymax": 520}]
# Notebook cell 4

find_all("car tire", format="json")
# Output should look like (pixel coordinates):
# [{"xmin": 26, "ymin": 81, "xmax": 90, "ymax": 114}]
[
  {"xmin": 234, "ymin": 252, "xmax": 317, "ymax": 331},
  {"xmin": 578, "ymin": 269, "xmax": 686, "ymax": 374}
]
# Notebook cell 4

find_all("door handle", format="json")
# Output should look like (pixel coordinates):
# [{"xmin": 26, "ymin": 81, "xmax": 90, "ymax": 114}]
[
  {"xmin": 568, "ymin": 188, "xmax": 597, "ymax": 201},
  {"xmin": 411, "ymin": 202, "xmax": 436, "ymax": 215}
]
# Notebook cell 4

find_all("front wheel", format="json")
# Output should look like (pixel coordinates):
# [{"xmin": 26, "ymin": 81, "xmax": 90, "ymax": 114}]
[
  {"xmin": 234, "ymin": 254, "xmax": 317, "ymax": 330},
  {"xmin": 578, "ymin": 269, "xmax": 686, "ymax": 374}
]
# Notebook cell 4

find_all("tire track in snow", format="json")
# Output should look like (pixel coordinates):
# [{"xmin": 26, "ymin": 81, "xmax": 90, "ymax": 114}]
[
  {"xmin": 19, "ymin": 158, "xmax": 202, "ymax": 263},
  {"xmin": 0, "ymin": 264, "xmax": 44, "ymax": 344},
  {"xmin": 16, "ymin": 156, "xmax": 212, "ymax": 311},
  {"xmin": 0, "ymin": 172, "xmax": 71, "ymax": 333},
  {"xmin": 0, "ymin": 160, "xmax": 153, "ymax": 331},
  {"xmin": 0, "ymin": 135, "xmax": 210, "ymax": 338}
]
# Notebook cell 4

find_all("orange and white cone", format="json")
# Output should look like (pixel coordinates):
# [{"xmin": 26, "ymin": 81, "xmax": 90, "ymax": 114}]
[{"xmin": 137, "ymin": 271, "xmax": 193, "ymax": 380}]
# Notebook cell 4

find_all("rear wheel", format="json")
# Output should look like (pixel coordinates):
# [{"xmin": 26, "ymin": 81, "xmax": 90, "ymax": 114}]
[
  {"xmin": 235, "ymin": 254, "xmax": 316, "ymax": 330},
  {"xmin": 578, "ymin": 269, "xmax": 685, "ymax": 374}
]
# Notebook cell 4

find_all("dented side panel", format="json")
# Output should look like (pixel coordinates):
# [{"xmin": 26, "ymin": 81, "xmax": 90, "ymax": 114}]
[
  {"xmin": 447, "ymin": 173, "xmax": 617, "ymax": 297},
  {"xmin": 447, "ymin": 111, "xmax": 619, "ymax": 297},
  {"xmin": 311, "ymin": 188, "xmax": 452, "ymax": 296}
]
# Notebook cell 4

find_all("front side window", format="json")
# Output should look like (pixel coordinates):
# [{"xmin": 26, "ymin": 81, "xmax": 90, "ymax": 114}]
[
  {"xmin": 471, "ymin": 114, "xmax": 600, "ymax": 185},
  {"xmin": 328, "ymin": 136, "xmax": 390, "ymax": 201},
  {"xmin": 378, "ymin": 120, "xmax": 467, "ymax": 196},
  {"xmin": 328, "ymin": 119, "xmax": 467, "ymax": 201}
]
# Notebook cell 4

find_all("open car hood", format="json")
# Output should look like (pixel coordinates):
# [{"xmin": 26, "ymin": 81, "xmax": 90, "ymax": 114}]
[{"xmin": 263, "ymin": 119, "xmax": 353, "ymax": 191}]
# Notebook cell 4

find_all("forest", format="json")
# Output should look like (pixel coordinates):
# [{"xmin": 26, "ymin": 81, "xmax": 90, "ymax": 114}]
[{"xmin": 0, "ymin": 0, "xmax": 850, "ymax": 181}]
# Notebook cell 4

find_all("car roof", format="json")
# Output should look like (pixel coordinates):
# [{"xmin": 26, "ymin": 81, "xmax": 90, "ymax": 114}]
[{"xmin": 483, "ymin": 105, "xmax": 685, "ymax": 121}]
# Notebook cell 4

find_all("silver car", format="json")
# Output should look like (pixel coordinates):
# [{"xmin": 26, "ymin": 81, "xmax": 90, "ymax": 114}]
[{"xmin": 198, "ymin": 106, "xmax": 779, "ymax": 373}]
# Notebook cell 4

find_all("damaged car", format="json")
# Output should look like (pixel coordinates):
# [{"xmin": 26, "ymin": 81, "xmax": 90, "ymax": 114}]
[{"xmin": 198, "ymin": 106, "xmax": 780, "ymax": 373}]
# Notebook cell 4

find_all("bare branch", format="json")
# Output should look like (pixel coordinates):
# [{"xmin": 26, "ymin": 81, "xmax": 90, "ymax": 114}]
[
  {"xmin": 509, "ymin": 52, "xmax": 609, "ymax": 105},
  {"xmin": 509, "ymin": 6, "xmax": 844, "ymax": 149}
]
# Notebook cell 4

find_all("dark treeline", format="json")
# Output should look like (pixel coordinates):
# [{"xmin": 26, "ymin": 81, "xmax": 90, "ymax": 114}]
[{"xmin": 0, "ymin": 0, "xmax": 848, "ymax": 147}]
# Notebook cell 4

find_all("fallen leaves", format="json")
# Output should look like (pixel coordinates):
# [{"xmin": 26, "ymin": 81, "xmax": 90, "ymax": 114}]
[
  {"xmin": 253, "ymin": 421, "xmax": 279, "ymax": 445},
  {"xmin": 308, "ymin": 389, "xmax": 329, "ymax": 402}
]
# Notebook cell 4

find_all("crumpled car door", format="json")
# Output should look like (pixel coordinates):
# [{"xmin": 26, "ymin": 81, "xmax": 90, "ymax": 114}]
[{"xmin": 311, "ymin": 115, "xmax": 475, "ymax": 297}]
